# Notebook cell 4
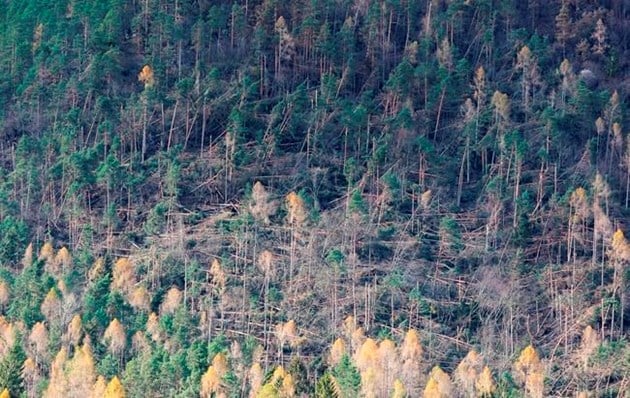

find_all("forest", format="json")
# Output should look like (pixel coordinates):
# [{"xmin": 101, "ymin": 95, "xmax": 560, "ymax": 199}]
[{"xmin": 0, "ymin": 0, "xmax": 627, "ymax": 396}]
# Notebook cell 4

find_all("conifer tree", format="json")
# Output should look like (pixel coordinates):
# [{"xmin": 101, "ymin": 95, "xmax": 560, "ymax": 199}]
[
  {"xmin": 27, "ymin": 322, "xmax": 47, "ymax": 363},
  {"xmin": 513, "ymin": 345, "xmax": 544, "ymax": 398},
  {"xmin": 329, "ymin": 338, "xmax": 346, "ymax": 366},
  {"xmin": 41, "ymin": 288, "xmax": 60, "ymax": 325},
  {"xmin": 43, "ymin": 348, "xmax": 67, "ymax": 398},
  {"xmin": 423, "ymin": 366, "xmax": 453, "ymax": 398},
  {"xmin": 103, "ymin": 318, "xmax": 126, "ymax": 358},
  {"xmin": 454, "ymin": 350, "xmax": 483, "ymax": 397},
  {"xmin": 400, "ymin": 329, "xmax": 423, "ymax": 394},
  {"xmin": 91, "ymin": 376, "xmax": 107, "ymax": 398},
  {"xmin": 476, "ymin": 366, "xmax": 496, "ymax": 397},
  {"xmin": 160, "ymin": 286, "xmax": 182, "ymax": 314},
  {"xmin": 0, "ymin": 342, "xmax": 25, "ymax": 398},
  {"xmin": 66, "ymin": 342, "xmax": 96, "ymax": 397},
  {"xmin": 104, "ymin": 376, "xmax": 125, "ymax": 398},
  {"xmin": 112, "ymin": 258, "xmax": 135, "ymax": 294},
  {"xmin": 250, "ymin": 182, "xmax": 278, "ymax": 224}
]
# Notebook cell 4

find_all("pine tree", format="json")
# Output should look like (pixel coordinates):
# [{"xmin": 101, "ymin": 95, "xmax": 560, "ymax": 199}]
[
  {"xmin": 0, "ymin": 342, "xmax": 25, "ymax": 398},
  {"xmin": 314, "ymin": 373, "xmax": 340, "ymax": 398}
]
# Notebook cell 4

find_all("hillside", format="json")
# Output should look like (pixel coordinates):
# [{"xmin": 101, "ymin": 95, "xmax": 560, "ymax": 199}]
[{"xmin": 0, "ymin": 0, "xmax": 627, "ymax": 396}]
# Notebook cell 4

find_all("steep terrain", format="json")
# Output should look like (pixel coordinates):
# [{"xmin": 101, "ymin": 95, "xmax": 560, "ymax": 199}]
[{"xmin": 0, "ymin": 0, "xmax": 627, "ymax": 396}]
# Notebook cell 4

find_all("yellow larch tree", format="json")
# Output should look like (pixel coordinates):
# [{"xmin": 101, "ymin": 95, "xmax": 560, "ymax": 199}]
[
  {"xmin": 360, "ymin": 367, "xmax": 377, "ymax": 398},
  {"xmin": 91, "ymin": 376, "xmax": 107, "ymax": 398},
  {"xmin": 128, "ymin": 286, "xmax": 151, "ymax": 311},
  {"xmin": 354, "ymin": 338, "xmax": 378, "ymax": 372},
  {"xmin": 378, "ymin": 339, "xmax": 398, "ymax": 396},
  {"xmin": 43, "ymin": 347, "xmax": 68, "ymax": 398},
  {"xmin": 200, "ymin": 366, "xmax": 222, "ymax": 397},
  {"xmin": 160, "ymin": 286, "xmax": 182, "ymax": 314},
  {"xmin": 104, "ymin": 376, "xmax": 125, "ymax": 398},
  {"xmin": 200, "ymin": 353, "xmax": 228, "ymax": 398},
  {"xmin": 258, "ymin": 250, "xmax": 275, "ymax": 278},
  {"xmin": 28, "ymin": 322, "xmax": 48, "ymax": 363},
  {"xmin": 146, "ymin": 312, "xmax": 161, "ymax": 342},
  {"xmin": 131, "ymin": 331, "xmax": 150, "ymax": 354},
  {"xmin": 350, "ymin": 327, "xmax": 366, "ymax": 354},
  {"xmin": 21, "ymin": 242, "xmax": 33, "ymax": 269},
  {"xmin": 454, "ymin": 349, "xmax": 483, "ymax": 397},
  {"xmin": 513, "ymin": 345, "xmax": 544, "ymax": 398},
  {"xmin": 103, "ymin": 319, "xmax": 126, "ymax": 358},
  {"xmin": 38, "ymin": 241, "xmax": 54, "ymax": 264},
  {"xmin": 423, "ymin": 366, "xmax": 453, "ymax": 398},
  {"xmin": 476, "ymin": 366, "xmax": 496, "ymax": 397},
  {"xmin": 248, "ymin": 362, "xmax": 264, "ymax": 398},
  {"xmin": 0, "ymin": 317, "xmax": 15, "ymax": 357},
  {"xmin": 88, "ymin": 257, "xmax": 105, "ymax": 281},
  {"xmin": 342, "ymin": 315, "xmax": 356, "ymax": 340},
  {"xmin": 22, "ymin": 357, "xmax": 40, "ymax": 398},
  {"xmin": 65, "ymin": 314, "xmax": 82, "ymax": 347},
  {"xmin": 210, "ymin": 258, "xmax": 227, "ymax": 293},
  {"xmin": 138, "ymin": 65, "xmax": 154, "ymax": 88},
  {"xmin": 41, "ymin": 288, "xmax": 60, "ymax": 324},
  {"xmin": 0, "ymin": 281, "xmax": 9, "ymax": 309},
  {"xmin": 66, "ymin": 342, "xmax": 97, "ymax": 397},
  {"xmin": 578, "ymin": 325, "xmax": 600, "ymax": 369},
  {"xmin": 329, "ymin": 338, "xmax": 346, "ymax": 366},
  {"xmin": 400, "ymin": 329, "xmax": 423, "ymax": 395},
  {"xmin": 249, "ymin": 181, "xmax": 278, "ymax": 224},
  {"xmin": 392, "ymin": 379, "xmax": 406, "ymax": 398},
  {"xmin": 0, "ymin": 389, "xmax": 8, "ymax": 398},
  {"xmin": 257, "ymin": 366, "xmax": 295, "ymax": 398},
  {"xmin": 54, "ymin": 247, "xmax": 72, "ymax": 274},
  {"xmin": 112, "ymin": 258, "xmax": 135, "ymax": 294},
  {"xmin": 286, "ymin": 192, "xmax": 308, "ymax": 226}
]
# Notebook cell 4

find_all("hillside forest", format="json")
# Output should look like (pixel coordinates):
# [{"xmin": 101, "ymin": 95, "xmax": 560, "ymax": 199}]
[{"xmin": 0, "ymin": 0, "xmax": 627, "ymax": 396}]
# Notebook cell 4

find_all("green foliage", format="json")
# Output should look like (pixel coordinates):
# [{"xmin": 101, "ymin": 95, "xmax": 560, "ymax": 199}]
[
  {"xmin": 314, "ymin": 373, "xmax": 340, "ymax": 398},
  {"xmin": 0, "ymin": 341, "xmax": 25, "ymax": 397},
  {"xmin": 0, "ymin": 217, "xmax": 29, "ymax": 265},
  {"xmin": 331, "ymin": 354, "xmax": 360, "ymax": 398},
  {"xmin": 7, "ymin": 261, "xmax": 52, "ymax": 327}
]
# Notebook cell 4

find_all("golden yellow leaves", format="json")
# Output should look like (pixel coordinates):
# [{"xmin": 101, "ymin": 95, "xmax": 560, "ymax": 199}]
[
  {"xmin": 514, "ymin": 345, "xmax": 544, "ymax": 398},
  {"xmin": 138, "ymin": 65, "xmax": 155, "ymax": 88},
  {"xmin": 201, "ymin": 353, "xmax": 229, "ymax": 397},
  {"xmin": 104, "ymin": 376, "xmax": 126, "ymax": 398},
  {"xmin": 286, "ymin": 191, "xmax": 307, "ymax": 226},
  {"xmin": 103, "ymin": 318, "xmax": 126, "ymax": 356}
]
